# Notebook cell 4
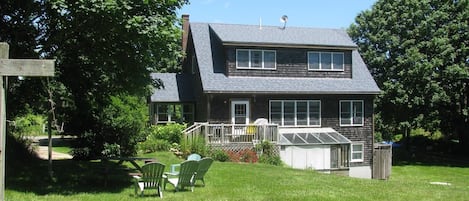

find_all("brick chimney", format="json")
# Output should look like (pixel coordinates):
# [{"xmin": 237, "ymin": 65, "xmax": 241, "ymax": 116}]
[{"xmin": 182, "ymin": 14, "xmax": 189, "ymax": 52}]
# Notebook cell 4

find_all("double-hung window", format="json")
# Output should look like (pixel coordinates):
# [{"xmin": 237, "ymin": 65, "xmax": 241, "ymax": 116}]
[
  {"xmin": 269, "ymin": 100, "xmax": 321, "ymax": 126},
  {"xmin": 308, "ymin": 51, "xmax": 344, "ymax": 71},
  {"xmin": 340, "ymin": 100, "xmax": 364, "ymax": 126},
  {"xmin": 351, "ymin": 143, "xmax": 364, "ymax": 162},
  {"xmin": 156, "ymin": 104, "xmax": 169, "ymax": 122},
  {"xmin": 236, "ymin": 49, "xmax": 276, "ymax": 69}
]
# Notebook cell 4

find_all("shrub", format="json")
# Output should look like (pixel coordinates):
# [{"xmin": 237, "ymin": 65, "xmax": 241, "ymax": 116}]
[
  {"xmin": 101, "ymin": 143, "xmax": 120, "ymax": 158},
  {"xmin": 256, "ymin": 141, "xmax": 282, "ymax": 166},
  {"xmin": 145, "ymin": 124, "xmax": 185, "ymax": 144},
  {"xmin": 210, "ymin": 149, "xmax": 229, "ymax": 162},
  {"xmin": 72, "ymin": 94, "xmax": 148, "ymax": 159},
  {"xmin": 180, "ymin": 134, "xmax": 208, "ymax": 158},
  {"xmin": 256, "ymin": 141, "xmax": 275, "ymax": 155},
  {"xmin": 71, "ymin": 147, "xmax": 91, "ymax": 160},
  {"xmin": 258, "ymin": 155, "xmax": 282, "ymax": 166},
  {"xmin": 10, "ymin": 113, "xmax": 46, "ymax": 137},
  {"xmin": 138, "ymin": 139, "xmax": 171, "ymax": 153},
  {"xmin": 375, "ymin": 131, "xmax": 383, "ymax": 142},
  {"xmin": 72, "ymin": 131, "xmax": 100, "ymax": 159},
  {"xmin": 138, "ymin": 124, "xmax": 185, "ymax": 153}
]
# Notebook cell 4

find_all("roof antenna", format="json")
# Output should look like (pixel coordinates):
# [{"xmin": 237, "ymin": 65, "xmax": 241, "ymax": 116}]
[
  {"xmin": 259, "ymin": 17, "xmax": 262, "ymax": 30},
  {"xmin": 280, "ymin": 15, "xmax": 288, "ymax": 29}
]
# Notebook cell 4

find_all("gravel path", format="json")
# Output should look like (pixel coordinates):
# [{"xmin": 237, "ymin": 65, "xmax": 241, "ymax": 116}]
[
  {"xmin": 35, "ymin": 145, "xmax": 73, "ymax": 160},
  {"xmin": 29, "ymin": 136, "xmax": 73, "ymax": 160}
]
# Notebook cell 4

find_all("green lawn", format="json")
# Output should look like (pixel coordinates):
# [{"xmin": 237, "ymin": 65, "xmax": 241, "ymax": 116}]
[
  {"xmin": 51, "ymin": 146, "xmax": 72, "ymax": 155},
  {"xmin": 5, "ymin": 150, "xmax": 469, "ymax": 201}
]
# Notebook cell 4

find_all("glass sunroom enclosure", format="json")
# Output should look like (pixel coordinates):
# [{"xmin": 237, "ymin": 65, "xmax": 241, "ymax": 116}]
[{"xmin": 278, "ymin": 128, "xmax": 351, "ymax": 170}]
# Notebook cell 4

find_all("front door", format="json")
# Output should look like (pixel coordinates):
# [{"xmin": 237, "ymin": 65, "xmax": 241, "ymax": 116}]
[{"xmin": 231, "ymin": 100, "xmax": 250, "ymax": 124}]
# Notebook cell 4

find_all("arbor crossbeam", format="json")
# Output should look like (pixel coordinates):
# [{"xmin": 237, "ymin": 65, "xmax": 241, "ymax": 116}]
[{"xmin": 0, "ymin": 42, "xmax": 55, "ymax": 201}]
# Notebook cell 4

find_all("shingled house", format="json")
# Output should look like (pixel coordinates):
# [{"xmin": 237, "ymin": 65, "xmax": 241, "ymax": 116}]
[{"xmin": 150, "ymin": 15, "xmax": 380, "ymax": 178}]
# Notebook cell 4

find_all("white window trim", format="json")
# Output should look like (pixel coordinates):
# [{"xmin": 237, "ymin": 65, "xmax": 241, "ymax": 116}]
[
  {"xmin": 155, "ymin": 103, "xmax": 194, "ymax": 124},
  {"xmin": 269, "ymin": 100, "xmax": 321, "ymax": 127},
  {"xmin": 156, "ymin": 104, "xmax": 171, "ymax": 123},
  {"xmin": 236, "ymin": 49, "xmax": 277, "ymax": 70},
  {"xmin": 231, "ymin": 100, "xmax": 250, "ymax": 124},
  {"xmin": 351, "ymin": 142, "xmax": 364, "ymax": 162},
  {"xmin": 307, "ymin": 51, "xmax": 344, "ymax": 71},
  {"xmin": 339, "ymin": 100, "xmax": 364, "ymax": 127}
]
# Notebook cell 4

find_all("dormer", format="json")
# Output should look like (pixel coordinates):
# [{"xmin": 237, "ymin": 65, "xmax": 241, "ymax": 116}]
[{"xmin": 201, "ymin": 23, "xmax": 357, "ymax": 79}]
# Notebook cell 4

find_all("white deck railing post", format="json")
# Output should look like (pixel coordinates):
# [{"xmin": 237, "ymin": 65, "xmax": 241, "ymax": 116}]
[
  {"xmin": 221, "ymin": 124, "xmax": 225, "ymax": 144},
  {"xmin": 201, "ymin": 123, "xmax": 280, "ymax": 145},
  {"xmin": 204, "ymin": 124, "xmax": 208, "ymax": 143},
  {"xmin": 263, "ymin": 125, "xmax": 266, "ymax": 142}
]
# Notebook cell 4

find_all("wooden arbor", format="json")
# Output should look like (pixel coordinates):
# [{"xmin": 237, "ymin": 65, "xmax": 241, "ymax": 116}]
[{"xmin": 0, "ymin": 42, "xmax": 55, "ymax": 200}]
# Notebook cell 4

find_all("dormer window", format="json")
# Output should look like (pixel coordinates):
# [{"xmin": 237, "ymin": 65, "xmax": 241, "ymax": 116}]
[
  {"xmin": 308, "ymin": 51, "xmax": 344, "ymax": 71},
  {"xmin": 236, "ymin": 49, "xmax": 276, "ymax": 70}
]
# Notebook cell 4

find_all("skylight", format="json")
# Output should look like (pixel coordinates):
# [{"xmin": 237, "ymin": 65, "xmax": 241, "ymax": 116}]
[{"xmin": 278, "ymin": 128, "xmax": 351, "ymax": 145}]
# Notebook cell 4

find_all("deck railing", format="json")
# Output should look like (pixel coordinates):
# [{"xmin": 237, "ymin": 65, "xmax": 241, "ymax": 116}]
[{"xmin": 184, "ymin": 123, "xmax": 279, "ymax": 145}]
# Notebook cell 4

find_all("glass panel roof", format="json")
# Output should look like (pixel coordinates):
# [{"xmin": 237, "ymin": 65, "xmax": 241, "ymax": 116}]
[
  {"xmin": 315, "ymin": 133, "xmax": 337, "ymax": 143},
  {"xmin": 328, "ymin": 132, "xmax": 350, "ymax": 142},
  {"xmin": 279, "ymin": 128, "xmax": 351, "ymax": 145}
]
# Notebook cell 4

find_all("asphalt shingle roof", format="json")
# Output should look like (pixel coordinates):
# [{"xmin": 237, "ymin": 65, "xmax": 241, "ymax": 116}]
[
  {"xmin": 208, "ymin": 23, "xmax": 358, "ymax": 48},
  {"xmin": 190, "ymin": 23, "xmax": 380, "ymax": 94},
  {"xmin": 150, "ymin": 73, "xmax": 195, "ymax": 102}
]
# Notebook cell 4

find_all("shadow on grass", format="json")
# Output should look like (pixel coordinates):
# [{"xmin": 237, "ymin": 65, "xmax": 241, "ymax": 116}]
[
  {"xmin": 5, "ymin": 135, "xmax": 133, "ymax": 196},
  {"xmin": 392, "ymin": 135, "xmax": 469, "ymax": 168}
]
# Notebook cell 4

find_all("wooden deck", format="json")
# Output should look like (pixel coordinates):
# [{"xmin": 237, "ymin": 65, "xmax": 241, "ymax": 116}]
[{"xmin": 184, "ymin": 123, "xmax": 279, "ymax": 147}]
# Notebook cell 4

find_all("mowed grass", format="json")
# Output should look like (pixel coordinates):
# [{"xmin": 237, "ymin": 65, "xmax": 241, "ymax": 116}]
[
  {"xmin": 51, "ymin": 146, "xmax": 72, "ymax": 155},
  {"xmin": 5, "ymin": 149, "xmax": 469, "ymax": 201}
]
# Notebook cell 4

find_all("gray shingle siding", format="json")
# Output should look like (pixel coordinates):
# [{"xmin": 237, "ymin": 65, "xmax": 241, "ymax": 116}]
[
  {"xmin": 205, "ymin": 93, "xmax": 374, "ymax": 166},
  {"xmin": 226, "ymin": 47, "xmax": 353, "ymax": 78}
]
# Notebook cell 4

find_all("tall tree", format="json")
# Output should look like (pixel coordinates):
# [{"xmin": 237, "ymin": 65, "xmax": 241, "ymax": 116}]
[
  {"xmin": 1, "ymin": 0, "xmax": 188, "ymax": 157},
  {"xmin": 0, "ymin": 0, "xmax": 48, "ymax": 118},
  {"xmin": 349, "ymin": 0, "xmax": 469, "ymax": 152},
  {"xmin": 41, "ymin": 0, "xmax": 186, "ymax": 133}
]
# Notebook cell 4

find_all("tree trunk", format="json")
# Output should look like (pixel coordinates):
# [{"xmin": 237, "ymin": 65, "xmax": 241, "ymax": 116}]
[
  {"xmin": 458, "ymin": 123, "xmax": 469, "ymax": 155},
  {"xmin": 404, "ymin": 127, "xmax": 410, "ymax": 151}
]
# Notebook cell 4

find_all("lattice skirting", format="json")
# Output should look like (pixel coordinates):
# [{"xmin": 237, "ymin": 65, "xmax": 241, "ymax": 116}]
[{"xmin": 208, "ymin": 143, "xmax": 280, "ymax": 155}]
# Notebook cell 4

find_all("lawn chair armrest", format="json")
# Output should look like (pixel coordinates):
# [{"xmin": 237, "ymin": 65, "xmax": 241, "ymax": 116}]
[
  {"xmin": 164, "ymin": 171, "xmax": 179, "ymax": 177},
  {"xmin": 170, "ymin": 164, "xmax": 180, "ymax": 173}
]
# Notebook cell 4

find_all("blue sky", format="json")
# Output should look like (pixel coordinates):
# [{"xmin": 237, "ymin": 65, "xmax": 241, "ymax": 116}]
[{"xmin": 178, "ymin": 0, "xmax": 377, "ymax": 29}]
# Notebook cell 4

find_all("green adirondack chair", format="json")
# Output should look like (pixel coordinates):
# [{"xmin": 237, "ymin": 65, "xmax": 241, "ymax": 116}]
[
  {"xmin": 170, "ymin": 153, "xmax": 201, "ymax": 173},
  {"xmin": 163, "ymin": 160, "xmax": 199, "ymax": 192},
  {"xmin": 194, "ymin": 157, "xmax": 214, "ymax": 186},
  {"xmin": 133, "ymin": 162, "xmax": 166, "ymax": 198}
]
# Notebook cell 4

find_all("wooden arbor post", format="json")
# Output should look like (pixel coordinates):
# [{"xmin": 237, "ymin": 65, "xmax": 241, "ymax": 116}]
[{"xmin": 0, "ymin": 42, "xmax": 55, "ymax": 201}]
